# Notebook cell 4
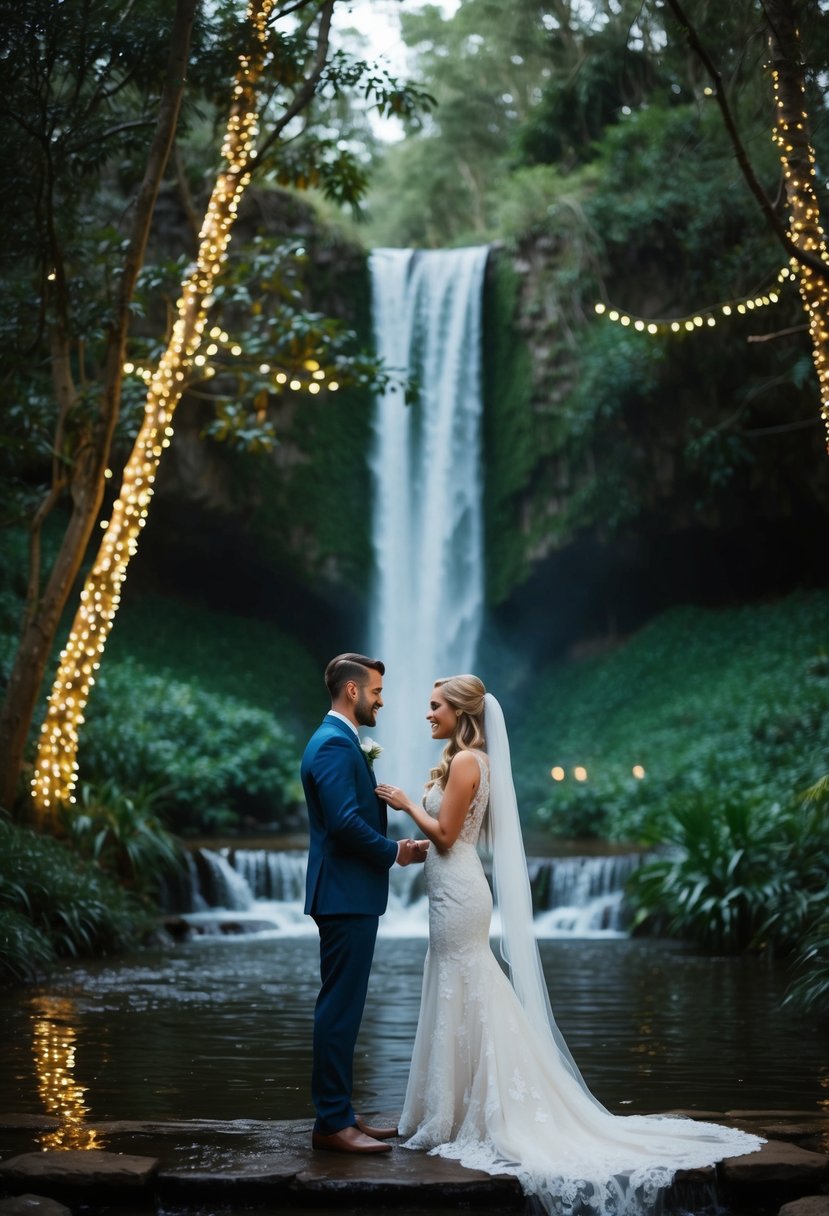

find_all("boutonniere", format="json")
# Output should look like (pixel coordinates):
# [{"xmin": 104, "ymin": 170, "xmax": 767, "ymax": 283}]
[{"xmin": 361, "ymin": 738, "xmax": 382, "ymax": 766}]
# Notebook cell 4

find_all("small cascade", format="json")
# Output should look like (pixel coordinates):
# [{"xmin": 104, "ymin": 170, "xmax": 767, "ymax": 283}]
[
  {"xmin": 171, "ymin": 847, "xmax": 647, "ymax": 941},
  {"xmin": 530, "ymin": 853, "xmax": 646, "ymax": 937},
  {"xmin": 196, "ymin": 849, "xmax": 254, "ymax": 912},
  {"xmin": 228, "ymin": 849, "xmax": 306, "ymax": 902}
]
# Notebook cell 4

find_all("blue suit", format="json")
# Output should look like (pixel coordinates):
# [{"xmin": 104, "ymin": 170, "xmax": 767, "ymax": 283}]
[{"xmin": 301, "ymin": 713, "xmax": 398, "ymax": 1133}]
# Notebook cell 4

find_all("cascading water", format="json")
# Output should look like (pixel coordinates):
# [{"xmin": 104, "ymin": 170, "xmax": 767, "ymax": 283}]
[
  {"xmin": 172, "ymin": 847, "xmax": 645, "ymax": 940},
  {"xmin": 367, "ymin": 246, "xmax": 490, "ymax": 801}
]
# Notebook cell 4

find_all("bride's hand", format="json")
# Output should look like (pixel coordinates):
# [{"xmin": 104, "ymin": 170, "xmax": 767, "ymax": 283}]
[{"xmin": 376, "ymin": 782, "xmax": 410, "ymax": 811}]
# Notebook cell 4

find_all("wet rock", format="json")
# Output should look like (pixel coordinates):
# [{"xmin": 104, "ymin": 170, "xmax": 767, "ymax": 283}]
[
  {"xmin": 778, "ymin": 1200, "xmax": 829, "ymax": 1216},
  {"xmin": 0, "ymin": 1197, "xmax": 72, "ymax": 1216},
  {"xmin": 0, "ymin": 1149, "xmax": 158, "ymax": 1192},
  {"xmin": 719, "ymin": 1139, "xmax": 828, "ymax": 1184},
  {"xmin": 292, "ymin": 1145, "xmax": 524, "ymax": 1205},
  {"xmin": 762, "ymin": 1123, "xmax": 829, "ymax": 1142},
  {"xmin": 0, "ymin": 1119, "xmax": 58, "ymax": 1133}
]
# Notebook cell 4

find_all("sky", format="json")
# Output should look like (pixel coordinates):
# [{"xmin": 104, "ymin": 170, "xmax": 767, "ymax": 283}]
[{"xmin": 331, "ymin": 0, "xmax": 460, "ymax": 138}]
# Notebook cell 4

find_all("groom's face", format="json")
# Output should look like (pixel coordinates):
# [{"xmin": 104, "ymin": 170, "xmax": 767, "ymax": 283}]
[{"xmin": 354, "ymin": 673, "xmax": 384, "ymax": 727}]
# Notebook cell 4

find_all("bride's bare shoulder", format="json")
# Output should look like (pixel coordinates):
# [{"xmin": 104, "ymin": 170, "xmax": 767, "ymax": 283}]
[{"xmin": 447, "ymin": 750, "xmax": 485, "ymax": 783}]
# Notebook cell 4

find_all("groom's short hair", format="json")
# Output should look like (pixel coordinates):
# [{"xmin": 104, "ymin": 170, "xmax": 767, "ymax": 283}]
[{"xmin": 325, "ymin": 653, "xmax": 385, "ymax": 700}]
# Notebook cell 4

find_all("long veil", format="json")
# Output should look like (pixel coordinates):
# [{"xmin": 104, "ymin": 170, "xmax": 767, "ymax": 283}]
[{"xmin": 483, "ymin": 692, "xmax": 608, "ymax": 1113}]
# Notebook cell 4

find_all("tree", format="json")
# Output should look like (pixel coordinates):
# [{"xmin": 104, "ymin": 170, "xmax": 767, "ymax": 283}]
[
  {"xmin": 663, "ymin": 0, "xmax": 829, "ymax": 448},
  {"xmin": 0, "ymin": 0, "xmax": 431, "ymax": 817},
  {"xmin": 0, "ymin": 0, "xmax": 198, "ymax": 812}
]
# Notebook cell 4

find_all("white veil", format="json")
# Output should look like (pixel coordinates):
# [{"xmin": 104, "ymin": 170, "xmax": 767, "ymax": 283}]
[{"xmin": 483, "ymin": 692, "xmax": 608, "ymax": 1112}]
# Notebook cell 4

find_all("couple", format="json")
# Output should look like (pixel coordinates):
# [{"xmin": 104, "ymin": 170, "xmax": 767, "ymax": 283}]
[{"xmin": 301, "ymin": 653, "xmax": 762, "ymax": 1215}]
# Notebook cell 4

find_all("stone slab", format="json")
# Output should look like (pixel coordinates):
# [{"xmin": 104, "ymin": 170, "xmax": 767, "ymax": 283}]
[
  {"xmin": 719, "ymin": 1138, "xmax": 829, "ymax": 1184},
  {"xmin": 1, "ymin": 1113, "xmax": 828, "ymax": 1213},
  {"xmin": 763, "ymin": 1123, "xmax": 829, "ymax": 1142},
  {"xmin": 778, "ymin": 1198, "xmax": 829, "ymax": 1216},
  {"xmin": 0, "ymin": 1149, "xmax": 158, "ymax": 1190},
  {"xmin": 0, "ymin": 1197, "xmax": 72, "ymax": 1216}
]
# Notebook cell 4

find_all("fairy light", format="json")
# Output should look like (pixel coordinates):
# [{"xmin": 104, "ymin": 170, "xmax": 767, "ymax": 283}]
[
  {"xmin": 768, "ymin": 54, "xmax": 829, "ymax": 451},
  {"xmin": 32, "ymin": 0, "xmax": 278, "ymax": 817},
  {"xmin": 593, "ymin": 268, "xmax": 790, "ymax": 336}
]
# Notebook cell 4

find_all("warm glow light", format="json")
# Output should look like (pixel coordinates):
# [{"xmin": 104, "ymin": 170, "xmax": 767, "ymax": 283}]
[
  {"xmin": 32, "ymin": 0, "xmax": 279, "ymax": 816},
  {"xmin": 551, "ymin": 766, "xmax": 565, "ymax": 781},
  {"xmin": 632, "ymin": 765, "xmax": 646, "ymax": 779},
  {"xmin": 593, "ymin": 268, "xmax": 791, "ymax": 339},
  {"xmin": 573, "ymin": 766, "xmax": 588, "ymax": 782},
  {"xmin": 32, "ymin": 996, "xmax": 102, "ymax": 1150},
  {"xmin": 768, "ymin": 59, "xmax": 829, "ymax": 451}
]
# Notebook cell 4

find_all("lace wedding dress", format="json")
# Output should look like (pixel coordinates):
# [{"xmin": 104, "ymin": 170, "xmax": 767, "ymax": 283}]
[{"xmin": 399, "ymin": 748, "xmax": 763, "ymax": 1216}]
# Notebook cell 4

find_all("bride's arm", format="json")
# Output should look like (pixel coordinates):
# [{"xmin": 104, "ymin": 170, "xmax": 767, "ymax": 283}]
[{"xmin": 376, "ymin": 751, "xmax": 479, "ymax": 853}]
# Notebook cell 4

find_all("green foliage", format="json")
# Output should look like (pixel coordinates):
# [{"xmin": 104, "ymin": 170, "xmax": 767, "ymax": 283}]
[
  {"xmin": 626, "ymin": 792, "xmax": 799, "ymax": 952},
  {"xmin": 0, "ymin": 814, "xmax": 147, "ymax": 984},
  {"xmin": 517, "ymin": 590, "xmax": 829, "ymax": 836},
  {"xmin": 60, "ymin": 780, "xmax": 185, "ymax": 895},
  {"xmin": 515, "ymin": 590, "xmax": 829, "ymax": 1009},
  {"xmin": 106, "ymin": 592, "xmax": 323, "ymax": 730},
  {"xmin": 482, "ymin": 257, "xmax": 536, "ymax": 602},
  {"xmin": 78, "ymin": 659, "xmax": 302, "ymax": 835},
  {"xmin": 786, "ymin": 911, "xmax": 829, "ymax": 1017},
  {"xmin": 0, "ymin": 908, "xmax": 55, "ymax": 985}
]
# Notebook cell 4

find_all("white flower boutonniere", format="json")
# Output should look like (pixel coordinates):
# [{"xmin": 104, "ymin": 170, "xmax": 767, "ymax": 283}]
[{"xmin": 361, "ymin": 738, "xmax": 382, "ymax": 766}]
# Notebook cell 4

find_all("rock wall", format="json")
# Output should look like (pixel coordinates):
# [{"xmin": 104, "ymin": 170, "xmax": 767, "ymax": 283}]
[{"xmin": 136, "ymin": 191, "xmax": 829, "ymax": 661}]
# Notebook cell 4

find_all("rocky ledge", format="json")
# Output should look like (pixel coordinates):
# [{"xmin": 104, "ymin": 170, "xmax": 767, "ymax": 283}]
[{"xmin": 0, "ymin": 1111, "xmax": 826, "ymax": 1215}]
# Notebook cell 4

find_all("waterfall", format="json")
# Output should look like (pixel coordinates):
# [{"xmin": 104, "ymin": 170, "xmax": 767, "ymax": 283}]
[
  {"xmin": 367, "ymin": 246, "xmax": 489, "ymax": 801},
  {"xmin": 171, "ymin": 847, "xmax": 646, "ymax": 940}
]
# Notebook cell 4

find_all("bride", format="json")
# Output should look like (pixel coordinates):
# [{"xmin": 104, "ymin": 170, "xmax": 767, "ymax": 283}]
[{"xmin": 376, "ymin": 674, "xmax": 763, "ymax": 1216}]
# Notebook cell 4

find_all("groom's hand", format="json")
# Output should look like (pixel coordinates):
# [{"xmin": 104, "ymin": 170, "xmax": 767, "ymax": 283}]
[{"xmin": 396, "ymin": 838, "xmax": 429, "ymax": 866}]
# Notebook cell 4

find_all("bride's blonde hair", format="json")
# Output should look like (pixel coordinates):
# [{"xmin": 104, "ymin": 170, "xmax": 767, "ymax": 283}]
[{"xmin": 427, "ymin": 674, "xmax": 487, "ymax": 790}]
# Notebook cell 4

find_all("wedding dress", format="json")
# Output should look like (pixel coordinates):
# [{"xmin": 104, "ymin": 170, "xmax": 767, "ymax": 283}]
[{"xmin": 399, "ymin": 697, "xmax": 763, "ymax": 1216}]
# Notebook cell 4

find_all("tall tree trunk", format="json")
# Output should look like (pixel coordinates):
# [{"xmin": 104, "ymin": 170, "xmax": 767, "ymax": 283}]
[
  {"xmin": 32, "ymin": 0, "xmax": 338, "ymax": 823},
  {"xmin": 0, "ymin": 0, "xmax": 197, "ymax": 815},
  {"xmin": 664, "ymin": 0, "xmax": 829, "ymax": 448},
  {"xmin": 763, "ymin": 0, "xmax": 829, "ymax": 450}
]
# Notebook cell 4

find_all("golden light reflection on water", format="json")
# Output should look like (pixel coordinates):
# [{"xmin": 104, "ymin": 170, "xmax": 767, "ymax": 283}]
[{"xmin": 31, "ymin": 995, "xmax": 103, "ymax": 1150}]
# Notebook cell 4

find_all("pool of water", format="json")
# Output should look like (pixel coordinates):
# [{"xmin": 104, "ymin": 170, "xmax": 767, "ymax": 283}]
[{"xmin": 1, "ymin": 936, "xmax": 825, "ymax": 1131}]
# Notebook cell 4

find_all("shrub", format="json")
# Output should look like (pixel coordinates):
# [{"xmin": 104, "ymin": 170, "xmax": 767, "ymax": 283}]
[
  {"xmin": 0, "ymin": 907, "xmax": 55, "ymax": 983},
  {"xmin": 626, "ymin": 789, "xmax": 829, "ymax": 958},
  {"xmin": 79, "ymin": 659, "xmax": 302, "ymax": 835},
  {"xmin": 0, "ymin": 814, "xmax": 148, "ymax": 983},
  {"xmin": 785, "ymin": 911, "xmax": 829, "ymax": 1017},
  {"xmin": 60, "ymin": 779, "xmax": 185, "ymax": 895},
  {"xmin": 625, "ymin": 791, "xmax": 791, "ymax": 952}
]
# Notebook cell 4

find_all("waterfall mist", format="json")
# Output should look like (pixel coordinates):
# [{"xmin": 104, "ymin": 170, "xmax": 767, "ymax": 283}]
[{"xmin": 367, "ymin": 247, "xmax": 489, "ymax": 805}]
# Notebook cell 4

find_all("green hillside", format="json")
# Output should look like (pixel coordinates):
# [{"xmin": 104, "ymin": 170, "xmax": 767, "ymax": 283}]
[{"xmin": 511, "ymin": 590, "xmax": 829, "ymax": 840}]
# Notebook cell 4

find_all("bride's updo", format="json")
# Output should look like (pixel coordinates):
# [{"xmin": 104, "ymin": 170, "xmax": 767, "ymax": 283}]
[{"xmin": 427, "ymin": 674, "xmax": 487, "ymax": 790}]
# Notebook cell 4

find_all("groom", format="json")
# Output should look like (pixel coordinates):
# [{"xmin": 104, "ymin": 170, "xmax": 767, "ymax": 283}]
[{"xmin": 301, "ymin": 652, "xmax": 427, "ymax": 1154}]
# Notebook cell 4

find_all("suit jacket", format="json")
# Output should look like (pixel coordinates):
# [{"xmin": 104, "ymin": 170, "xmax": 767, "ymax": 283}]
[{"xmin": 301, "ymin": 714, "xmax": 398, "ymax": 916}]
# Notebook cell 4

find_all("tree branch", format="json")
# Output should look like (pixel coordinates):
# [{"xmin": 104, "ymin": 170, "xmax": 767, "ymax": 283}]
[
  {"xmin": 663, "ymin": 0, "xmax": 829, "ymax": 283},
  {"xmin": 255, "ymin": 0, "xmax": 335, "ymax": 163}
]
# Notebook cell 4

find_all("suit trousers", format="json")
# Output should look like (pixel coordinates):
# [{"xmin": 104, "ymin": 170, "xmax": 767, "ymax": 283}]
[{"xmin": 311, "ymin": 913, "xmax": 379, "ymax": 1134}]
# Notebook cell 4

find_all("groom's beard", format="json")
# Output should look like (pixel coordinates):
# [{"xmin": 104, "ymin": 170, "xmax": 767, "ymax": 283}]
[{"xmin": 354, "ymin": 688, "xmax": 379, "ymax": 727}]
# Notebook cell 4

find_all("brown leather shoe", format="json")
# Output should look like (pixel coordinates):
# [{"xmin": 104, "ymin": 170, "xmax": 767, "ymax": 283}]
[
  {"xmin": 312, "ymin": 1126, "xmax": 392, "ymax": 1154},
  {"xmin": 355, "ymin": 1115, "xmax": 399, "ymax": 1140}
]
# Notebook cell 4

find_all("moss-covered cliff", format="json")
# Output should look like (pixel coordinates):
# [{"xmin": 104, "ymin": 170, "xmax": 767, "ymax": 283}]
[{"xmin": 137, "ymin": 179, "xmax": 828, "ymax": 663}]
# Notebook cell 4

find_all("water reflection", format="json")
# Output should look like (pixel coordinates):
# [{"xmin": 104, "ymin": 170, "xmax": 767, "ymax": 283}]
[
  {"xmin": 0, "ymin": 939, "xmax": 822, "ymax": 1124},
  {"xmin": 31, "ymin": 994, "xmax": 103, "ymax": 1149}
]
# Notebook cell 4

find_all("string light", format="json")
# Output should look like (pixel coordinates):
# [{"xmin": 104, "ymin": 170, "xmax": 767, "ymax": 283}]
[
  {"xmin": 32, "ymin": 0, "xmax": 278, "ymax": 817},
  {"xmin": 768, "ymin": 57, "xmax": 829, "ymax": 451},
  {"xmin": 593, "ymin": 268, "xmax": 792, "ymax": 336}
]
